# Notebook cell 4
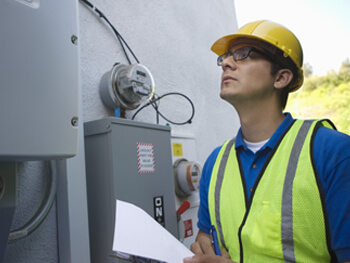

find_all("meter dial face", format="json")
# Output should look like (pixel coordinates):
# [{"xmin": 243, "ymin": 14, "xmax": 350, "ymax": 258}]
[
  {"xmin": 174, "ymin": 159, "xmax": 202, "ymax": 197},
  {"xmin": 100, "ymin": 63, "xmax": 155, "ymax": 110}
]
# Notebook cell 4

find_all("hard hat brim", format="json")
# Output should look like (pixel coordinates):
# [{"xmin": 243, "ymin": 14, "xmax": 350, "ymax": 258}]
[{"xmin": 211, "ymin": 33, "xmax": 273, "ymax": 56}]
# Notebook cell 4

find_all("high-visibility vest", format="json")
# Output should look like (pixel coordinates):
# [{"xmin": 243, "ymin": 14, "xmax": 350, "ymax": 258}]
[{"xmin": 208, "ymin": 119, "xmax": 336, "ymax": 263}]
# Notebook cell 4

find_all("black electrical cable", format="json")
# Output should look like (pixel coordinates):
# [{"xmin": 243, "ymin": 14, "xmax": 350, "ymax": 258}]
[
  {"xmin": 79, "ymin": 0, "xmax": 140, "ymax": 64},
  {"xmin": 131, "ymin": 92, "xmax": 195, "ymax": 125},
  {"xmin": 150, "ymin": 94, "xmax": 161, "ymax": 124}
]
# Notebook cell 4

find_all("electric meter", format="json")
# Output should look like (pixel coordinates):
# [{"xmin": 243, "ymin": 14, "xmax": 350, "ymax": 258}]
[
  {"xmin": 174, "ymin": 159, "xmax": 202, "ymax": 197},
  {"xmin": 99, "ymin": 63, "xmax": 155, "ymax": 110}
]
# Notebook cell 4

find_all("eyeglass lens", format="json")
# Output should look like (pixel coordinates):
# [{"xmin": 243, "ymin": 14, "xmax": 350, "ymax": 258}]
[{"xmin": 217, "ymin": 46, "xmax": 252, "ymax": 66}]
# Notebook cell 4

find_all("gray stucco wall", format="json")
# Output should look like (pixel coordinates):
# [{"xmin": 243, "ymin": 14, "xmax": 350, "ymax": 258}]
[{"xmin": 3, "ymin": 1, "xmax": 239, "ymax": 262}]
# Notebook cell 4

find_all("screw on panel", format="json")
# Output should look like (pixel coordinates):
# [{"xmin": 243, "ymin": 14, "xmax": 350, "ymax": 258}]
[
  {"xmin": 71, "ymin": 116, "xmax": 79, "ymax": 127},
  {"xmin": 71, "ymin": 35, "xmax": 78, "ymax": 45}
]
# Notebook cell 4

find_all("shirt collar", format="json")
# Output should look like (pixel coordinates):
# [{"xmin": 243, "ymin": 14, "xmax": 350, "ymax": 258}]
[{"xmin": 235, "ymin": 113, "xmax": 294, "ymax": 151}]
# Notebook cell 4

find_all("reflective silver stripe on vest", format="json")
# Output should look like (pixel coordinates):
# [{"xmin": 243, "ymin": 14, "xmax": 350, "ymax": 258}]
[
  {"xmin": 215, "ymin": 138, "xmax": 235, "ymax": 251},
  {"xmin": 281, "ymin": 120, "xmax": 313, "ymax": 262}
]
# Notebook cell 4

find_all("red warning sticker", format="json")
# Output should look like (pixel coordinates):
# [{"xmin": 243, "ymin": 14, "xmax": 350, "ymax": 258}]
[{"xmin": 184, "ymin": 219, "xmax": 193, "ymax": 238}]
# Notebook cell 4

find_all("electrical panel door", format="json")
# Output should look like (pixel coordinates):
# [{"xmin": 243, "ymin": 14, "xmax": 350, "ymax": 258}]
[{"xmin": 0, "ymin": 0, "xmax": 79, "ymax": 160}]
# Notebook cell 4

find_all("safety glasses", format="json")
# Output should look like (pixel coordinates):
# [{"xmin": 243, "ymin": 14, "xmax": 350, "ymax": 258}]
[{"xmin": 217, "ymin": 46, "xmax": 273, "ymax": 66}]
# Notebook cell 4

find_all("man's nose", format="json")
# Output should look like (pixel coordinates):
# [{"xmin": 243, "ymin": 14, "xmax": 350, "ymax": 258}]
[{"xmin": 221, "ymin": 54, "xmax": 237, "ymax": 71}]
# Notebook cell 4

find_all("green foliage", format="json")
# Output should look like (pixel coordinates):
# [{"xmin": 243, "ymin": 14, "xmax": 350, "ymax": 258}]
[
  {"xmin": 340, "ymin": 58, "xmax": 350, "ymax": 72},
  {"xmin": 286, "ymin": 67, "xmax": 350, "ymax": 135},
  {"xmin": 303, "ymin": 63, "xmax": 313, "ymax": 78}
]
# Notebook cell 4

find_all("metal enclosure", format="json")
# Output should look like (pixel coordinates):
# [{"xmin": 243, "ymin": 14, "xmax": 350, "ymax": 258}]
[
  {"xmin": 84, "ymin": 117, "xmax": 178, "ymax": 263},
  {"xmin": 0, "ymin": 0, "xmax": 79, "ymax": 160}
]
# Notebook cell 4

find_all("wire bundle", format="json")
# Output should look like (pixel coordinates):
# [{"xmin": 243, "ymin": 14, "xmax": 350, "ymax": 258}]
[{"xmin": 79, "ymin": 0, "xmax": 139, "ymax": 64}]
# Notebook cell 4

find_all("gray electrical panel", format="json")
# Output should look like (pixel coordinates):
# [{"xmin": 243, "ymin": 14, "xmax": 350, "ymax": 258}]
[
  {"xmin": 0, "ymin": 0, "xmax": 79, "ymax": 160},
  {"xmin": 84, "ymin": 117, "xmax": 178, "ymax": 263}
]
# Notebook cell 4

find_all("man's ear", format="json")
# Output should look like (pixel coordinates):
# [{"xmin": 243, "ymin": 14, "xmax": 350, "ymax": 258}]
[{"xmin": 274, "ymin": 69, "xmax": 293, "ymax": 90}]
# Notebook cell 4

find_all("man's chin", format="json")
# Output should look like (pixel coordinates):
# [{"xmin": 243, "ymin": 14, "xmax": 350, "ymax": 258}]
[{"xmin": 220, "ymin": 90, "xmax": 235, "ymax": 101}]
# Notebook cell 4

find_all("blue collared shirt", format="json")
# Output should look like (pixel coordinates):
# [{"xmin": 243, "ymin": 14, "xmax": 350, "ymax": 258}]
[
  {"xmin": 197, "ymin": 113, "xmax": 350, "ymax": 262},
  {"xmin": 234, "ymin": 114, "xmax": 294, "ymax": 200}
]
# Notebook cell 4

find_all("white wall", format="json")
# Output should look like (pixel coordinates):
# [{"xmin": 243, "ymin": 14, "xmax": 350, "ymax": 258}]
[
  {"xmin": 3, "ymin": 1, "xmax": 239, "ymax": 262},
  {"xmin": 79, "ymin": 0, "xmax": 240, "ymax": 165}
]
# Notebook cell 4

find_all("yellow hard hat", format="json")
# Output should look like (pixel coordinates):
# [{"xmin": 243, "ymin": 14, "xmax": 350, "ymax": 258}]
[{"xmin": 211, "ymin": 20, "xmax": 304, "ymax": 92}]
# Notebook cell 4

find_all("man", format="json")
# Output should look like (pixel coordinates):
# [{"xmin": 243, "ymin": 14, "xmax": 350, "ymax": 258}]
[{"xmin": 184, "ymin": 20, "xmax": 350, "ymax": 263}]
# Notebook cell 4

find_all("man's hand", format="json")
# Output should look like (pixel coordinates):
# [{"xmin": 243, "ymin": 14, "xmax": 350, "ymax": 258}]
[
  {"xmin": 184, "ymin": 230, "xmax": 235, "ymax": 263},
  {"xmin": 190, "ymin": 230, "xmax": 215, "ymax": 255}
]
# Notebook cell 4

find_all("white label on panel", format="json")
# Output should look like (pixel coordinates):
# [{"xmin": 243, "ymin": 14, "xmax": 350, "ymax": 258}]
[{"xmin": 137, "ymin": 143, "xmax": 155, "ymax": 173}]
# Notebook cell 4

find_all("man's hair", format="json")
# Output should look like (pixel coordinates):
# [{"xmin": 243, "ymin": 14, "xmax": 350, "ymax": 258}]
[{"xmin": 269, "ymin": 48, "xmax": 299, "ymax": 110}]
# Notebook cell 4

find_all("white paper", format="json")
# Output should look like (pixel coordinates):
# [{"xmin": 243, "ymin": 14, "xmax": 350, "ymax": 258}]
[{"xmin": 113, "ymin": 199, "xmax": 194, "ymax": 263}]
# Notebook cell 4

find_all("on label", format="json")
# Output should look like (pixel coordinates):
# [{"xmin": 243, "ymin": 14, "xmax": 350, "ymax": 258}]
[{"xmin": 153, "ymin": 196, "xmax": 165, "ymax": 227}]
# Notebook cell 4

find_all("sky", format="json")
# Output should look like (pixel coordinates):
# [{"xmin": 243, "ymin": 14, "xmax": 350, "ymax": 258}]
[{"xmin": 234, "ymin": 0, "xmax": 350, "ymax": 76}]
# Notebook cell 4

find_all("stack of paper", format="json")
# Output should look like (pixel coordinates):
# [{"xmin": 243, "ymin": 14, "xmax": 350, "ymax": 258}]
[{"xmin": 112, "ymin": 200, "xmax": 194, "ymax": 263}]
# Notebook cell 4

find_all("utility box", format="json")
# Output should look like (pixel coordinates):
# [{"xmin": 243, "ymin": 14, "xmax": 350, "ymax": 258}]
[
  {"xmin": 0, "ymin": 0, "xmax": 79, "ymax": 160},
  {"xmin": 171, "ymin": 135, "xmax": 201, "ymax": 249},
  {"xmin": 84, "ymin": 117, "xmax": 178, "ymax": 263}
]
